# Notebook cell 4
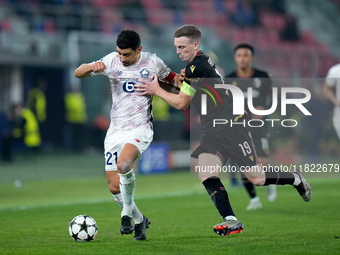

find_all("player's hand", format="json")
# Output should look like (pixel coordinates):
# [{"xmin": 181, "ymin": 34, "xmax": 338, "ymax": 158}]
[
  {"xmin": 178, "ymin": 68, "xmax": 185, "ymax": 88},
  {"xmin": 90, "ymin": 61, "xmax": 106, "ymax": 73},
  {"xmin": 135, "ymin": 74, "xmax": 160, "ymax": 96}
]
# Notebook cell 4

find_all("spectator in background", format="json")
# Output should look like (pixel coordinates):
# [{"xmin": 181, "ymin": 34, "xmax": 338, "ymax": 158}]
[
  {"xmin": 63, "ymin": 85, "xmax": 88, "ymax": 152},
  {"xmin": 280, "ymin": 14, "xmax": 300, "ymax": 41},
  {"xmin": 1, "ymin": 103, "xmax": 41, "ymax": 162},
  {"xmin": 121, "ymin": 0, "xmax": 147, "ymax": 24},
  {"xmin": 231, "ymin": 0, "xmax": 257, "ymax": 27},
  {"xmin": 26, "ymin": 78, "xmax": 47, "ymax": 139},
  {"xmin": 27, "ymin": 78, "xmax": 47, "ymax": 123},
  {"xmin": 271, "ymin": 0, "xmax": 286, "ymax": 14}
]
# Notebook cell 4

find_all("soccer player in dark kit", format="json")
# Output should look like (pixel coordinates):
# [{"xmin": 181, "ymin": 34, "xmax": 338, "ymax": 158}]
[{"xmin": 136, "ymin": 24, "xmax": 311, "ymax": 236}]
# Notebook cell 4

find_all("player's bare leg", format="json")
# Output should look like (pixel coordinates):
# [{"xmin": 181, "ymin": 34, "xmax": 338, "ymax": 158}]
[{"xmin": 197, "ymin": 153, "xmax": 244, "ymax": 236}]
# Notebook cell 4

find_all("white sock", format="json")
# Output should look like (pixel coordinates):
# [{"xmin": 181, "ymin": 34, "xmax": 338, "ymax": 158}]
[
  {"xmin": 112, "ymin": 193, "xmax": 143, "ymax": 224},
  {"xmin": 224, "ymin": 215, "xmax": 237, "ymax": 221},
  {"xmin": 131, "ymin": 203, "xmax": 143, "ymax": 224},
  {"xmin": 292, "ymin": 173, "xmax": 302, "ymax": 186},
  {"xmin": 119, "ymin": 169, "xmax": 136, "ymax": 218},
  {"xmin": 113, "ymin": 193, "xmax": 124, "ymax": 208}
]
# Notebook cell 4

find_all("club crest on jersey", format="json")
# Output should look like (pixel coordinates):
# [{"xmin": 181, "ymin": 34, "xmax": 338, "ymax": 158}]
[{"xmin": 140, "ymin": 68, "xmax": 149, "ymax": 78}]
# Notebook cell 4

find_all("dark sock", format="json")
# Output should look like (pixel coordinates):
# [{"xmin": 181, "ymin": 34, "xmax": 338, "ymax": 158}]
[
  {"xmin": 264, "ymin": 168, "xmax": 295, "ymax": 186},
  {"xmin": 202, "ymin": 176, "xmax": 235, "ymax": 218},
  {"xmin": 241, "ymin": 172, "xmax": 256, "ymax": 198}
]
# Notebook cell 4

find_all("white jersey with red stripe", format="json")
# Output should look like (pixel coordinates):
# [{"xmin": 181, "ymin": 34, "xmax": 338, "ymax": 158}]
[{"xmin": 90, "ymin": 51, "xmax": 173, "ymax": 131}]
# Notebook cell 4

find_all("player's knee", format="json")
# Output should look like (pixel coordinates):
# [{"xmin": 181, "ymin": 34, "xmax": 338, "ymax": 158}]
[
  {"xmin": 249, "ymin": 177, "xmax": 265, "ymax": 186},
  {"xmin": 117, "ymin": 158, "xmax": 133, "ymax": 174}
]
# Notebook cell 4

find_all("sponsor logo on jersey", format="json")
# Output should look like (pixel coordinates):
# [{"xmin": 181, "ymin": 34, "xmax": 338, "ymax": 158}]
[
  {"xmin": 135, "ymin": 139, "xmax": 141, "ymax": 143},
  {"xmin": 111, "ymin": 70, "xmax": 123, "ymax": 76},
  {"xmin": 140, "ymin": 68, "xmax": 149, "ymax": 78},
  {"xmin": 122, "ymin": 81, "xmax": 136, "ymax": 93},
  {"xmin": 190, "ymin": 65, "xmax": 196, "ymax": 73}
]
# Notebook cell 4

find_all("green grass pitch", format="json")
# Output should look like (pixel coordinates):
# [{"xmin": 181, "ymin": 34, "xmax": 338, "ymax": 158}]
[{"xmin": 0, "ymin": 153, "xmax": 339, "ymax": 254}]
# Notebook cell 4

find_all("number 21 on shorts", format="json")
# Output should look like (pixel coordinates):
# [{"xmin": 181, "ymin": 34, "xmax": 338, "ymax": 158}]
[{"xmin": 106, "ymin": 152, "xmax": 118, "ymax": 166}]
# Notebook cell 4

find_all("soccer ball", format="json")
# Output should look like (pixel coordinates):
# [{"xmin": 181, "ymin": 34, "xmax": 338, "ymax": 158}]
[{"xmin": 69, "ymin": 215, "xmax": 98, "ymax": 242}]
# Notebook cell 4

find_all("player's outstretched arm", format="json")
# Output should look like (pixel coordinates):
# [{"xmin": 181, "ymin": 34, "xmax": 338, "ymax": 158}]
[
  {"xmin": 136, "ymin": 75, "xmax": 191, "ymax": 110},
  {"xmin": 74, "ymin": 62, "xmax": 106, "ymax": 78}
]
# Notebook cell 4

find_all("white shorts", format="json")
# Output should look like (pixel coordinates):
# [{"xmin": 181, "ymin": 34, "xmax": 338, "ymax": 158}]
[
  {"xmin": 104, "ymin": 126, "xmax": 153, "ymax": 171},
  {"xmin": 333, "ymin": 107, "xmax": 340, "ymax": 140}
]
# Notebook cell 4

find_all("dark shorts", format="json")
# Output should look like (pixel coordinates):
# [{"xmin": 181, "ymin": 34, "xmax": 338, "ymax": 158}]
[{"xmin": 191, "ymin": 126, "xmax": 258, "ymax": 168}]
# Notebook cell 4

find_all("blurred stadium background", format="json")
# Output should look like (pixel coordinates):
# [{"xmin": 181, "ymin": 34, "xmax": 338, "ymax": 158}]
[{"xmin": 0, "ymin": 0, "xmax": 340, "ymax": 177}]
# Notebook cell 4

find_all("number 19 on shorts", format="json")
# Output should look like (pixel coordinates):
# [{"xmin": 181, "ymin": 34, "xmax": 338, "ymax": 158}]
[{"xmin": 239, "ymin": 141, "xmax": 252, "ymax": 156}]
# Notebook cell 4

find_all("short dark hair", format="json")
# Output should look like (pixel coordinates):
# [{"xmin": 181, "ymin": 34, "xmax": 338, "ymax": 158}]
[
  {"xmin": 234, "ymin": 43, "xmax": 254, "ymax": 55},
  {"xmin": 116, "ymin": 29, "xmax": 141, "ymax": 50},
  {"xmin": 174, "ymin": 24, "xmax": 201, "ymax": 44}
]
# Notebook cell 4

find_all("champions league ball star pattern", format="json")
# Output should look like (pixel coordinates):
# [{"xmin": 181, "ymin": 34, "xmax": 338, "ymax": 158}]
[{"xmin": 69, "ymin": 215, "xmax": 98, "ymax": 242}]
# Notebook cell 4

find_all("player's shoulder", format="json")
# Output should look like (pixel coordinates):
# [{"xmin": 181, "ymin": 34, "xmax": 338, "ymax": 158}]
[
  {"xmin": 328, "ymin": 63, "xmax": 340, "ymax": 76},
  {"xmin": 253, "ymin": 68, "xmax": 270, "ymax": 78},
  {"xmin": 187, "ymin": 54, "xmax": 212, "ymax": 75},
  {"xmin": 140, "ymin": 51, "xmax": 159, "ymax": 60},
  {"xmin": 193, "ymin": 53, "xmax": 212, "ymax": 67},
  {"xmin": 103, "ymin": 52, "xmax": 117, "ymax": 60}
]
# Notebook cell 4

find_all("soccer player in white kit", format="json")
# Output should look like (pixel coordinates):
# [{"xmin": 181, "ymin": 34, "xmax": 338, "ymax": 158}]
[
  {"xmin": 324, "ymin": 63, "xmax": 340, "ymax": 140},
  {"xmin": 74, "ymin": 29, "xmax": 181, "ymax": 240}
]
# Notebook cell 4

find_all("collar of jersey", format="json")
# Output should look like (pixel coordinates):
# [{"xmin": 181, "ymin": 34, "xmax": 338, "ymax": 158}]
[
  {"xmin": 187, "ymin": 51, "xmax": 203, "ymax": 66},
  {"xmin": 236, "ymin": 68, "xmax": 255, "ymax": 78}
]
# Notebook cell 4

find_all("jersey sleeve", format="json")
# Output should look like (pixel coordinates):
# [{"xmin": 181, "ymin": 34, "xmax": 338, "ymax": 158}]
[
  {"xmin": 180, "ymin": 80, "xmax": 197, "ymax": 97},
  {"xmin": 89, "ymin": 53, "xmax": 114, "ymax": 77},
  {"xmin": 155, "ymin": 56, "xmax": 172, "ymax": 81}
]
